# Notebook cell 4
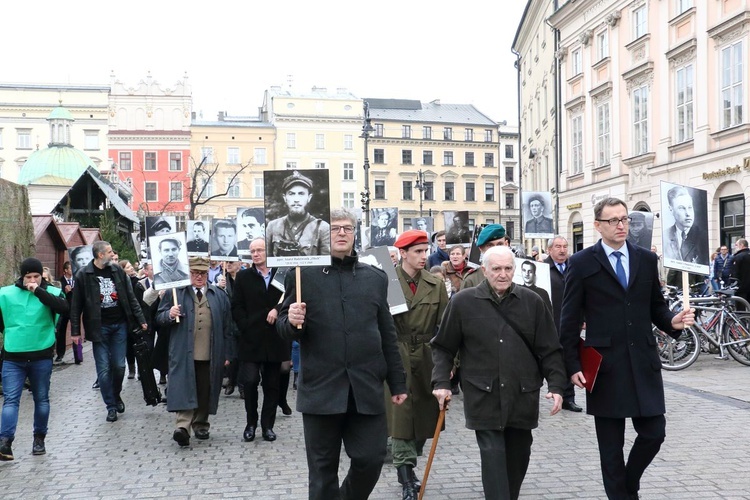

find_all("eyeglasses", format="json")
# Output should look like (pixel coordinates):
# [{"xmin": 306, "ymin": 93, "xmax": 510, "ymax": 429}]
[
  {"xmin": 596, "ymin": 217, "xmax": 632, "ymax": 227},
  {"xmin": 190, "ymin": 271, "xmax": 208, "ymax": 276},
  {"xmin": 330, "ymin": 225, "xmax": 355, "ymax": 234}
]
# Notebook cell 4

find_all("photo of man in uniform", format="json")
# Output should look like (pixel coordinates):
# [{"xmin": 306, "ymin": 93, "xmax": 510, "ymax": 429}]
[
  {"xmin": 519, "ymin": 259, "xmax": 551, "ymax": 306},
  {"xmin": 266, "ymin": 171, "xmax": 330, "ymax": 258},
  {"xmin": 445, "ymin": 211, "xmax": 471, "ymax": 244},
  {"xmin": 187, "ymin": 221, "xmax": 210, "ymax": 253},
  {"xmin": 370, "ymin": 209, "xmax": 398, "ymax": 247},
  {"xmin": 524, "ymin": 193, "xmax": 554, "ymax": 235},
  {"xmin": 211, "ymin": 219, "xmax": 239, "ymax": 258},
  {"xmin": 237, "ymin": 208, "xmax": 265, "ymax": 251},
  {"xmin": 627, "ymin": 211, "xmax": 653, "ymax": 250}
]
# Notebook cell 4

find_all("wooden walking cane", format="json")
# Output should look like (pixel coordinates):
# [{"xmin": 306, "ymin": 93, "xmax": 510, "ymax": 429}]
[{"xmin": 418, "ymin": 396, "xmax": 450, "ymax": 500}]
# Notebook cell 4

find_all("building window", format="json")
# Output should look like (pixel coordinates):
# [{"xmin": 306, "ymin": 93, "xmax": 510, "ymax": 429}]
[
  {"xmin": 484, "ymin": 129, "xmax": 493, "ymax": 142},
  {"xmin": 17, "ymin": 129, "xmax": 31, "ymax": 149},
  {"xmin": 505, "ymin": 166, "xmax": 514, "ymax": 182},
  {"xmin": 468, "ymin": 219, "xmax": 475, "ymax": 231},
  {"xmin": 374, "ymin": 149, "xmax": 385, "ymax": 164},
  {"xmin": 84, "ymin": 130, "xmax": 99, "ymax": 150},
  {"xmin": 144, "ymin": 152, "xmax": 157, "ymax": 171},
  {"xmin": 0, "ymin": 128, "xmax": 3, "ymax": 149},
  {"xmin": 423, "ymin": 126, "xmax": 432, "ymax": 139},
  {"xmin": 486, "ymin": 218, "xmax": 495, "ymax": 224},
  {"xmin": 227, "ymin": 147, "xmax": 240, "ymax": 165},
  {"xmin": 343, "ymin": 192, "xmax": 355, "ymax": 209},
  {"xmin": 374, "ymin": 180, "xmax": 385, "ymax": 200},
  {"xmin": 200, "ymin": 176, "xmax": 214, "ymax": 198},
  {"xmin": 444, "ymin": 181, "xmax": 455, "ymax": 201},
  {"xmin": 676, "ymin": 64, "xmax": 694, "ymax": 142},
  {"xmin": 465, "ymin": 152, "xmax": 475, "ymax": 166},
  {"xmin": 485, "ymin": 183, "xmax": 495, "ymax": 202},
  {"xmin": 343, "ymin": 162, "xmax": 354, "ymax": 180},
  {"xmin": 466, "ymin": 182, "xmax": 475, "ymax": 201},
  {"xmin": 201, "ymin": 147, "xmax": 214, "ymax": 164},
  {"xmin": 119, "ymin": 152, "xmax": 132, "ymax": 171},
  {"xmin": 423, "ymin": 150, "xmax": 433, "ymax": 165},
  {"xmin": 170, "ymin": 181, "xmax": 183, "ymax": 201},
  {"xmin": 227, "ymin": 178, "xmax": 240, "ymax": 198},
  {"xmin": 424, "ymin": 181, "xmax": 434, "ymax": 201},
  {"xmin": 374, "ymin": 123, "xmax": 384, "ymax": 137},
  {"xmin": 677, "ymin": 0, "xmax": 692, "ymax": 14},
  {"xmin": 402, "ymin": 150, "xmax": 412, "ymax": 165},
  {"xmin": 285, "ymin": 161, "xmax": 297, "ymax": 170},
  {"xmin": 443, "ymin": 151, "xmax": 454, "ymax": 166},
  {"xmin": 254, "ymin": 177, "xmax": 264, "ymax": 198},
  {"xmin": 402, "ymin": 125, "xmax": 412, "ymax": 138},
  {"xmin": 721, "ymin": 41, "xmax": 743, "ymax": 129},
  {"xmin": 505, "ymin": 193, "xmax": 514, "ymax": 209},
  {"xmin": 633, "ymin": 85, "xmax": 649, "ymax": 155},
  {"xmin": 633, "ymin": 5, "xmax": 647, "ymax": 39},
  {"xmin": 253, "ymin": 148, "xmax": 267, "ymax": 165},
  {"xmin": 465, "ymin": 128, "xmax": 474, "ymax": 141},
  {"xmin": 571, "ymin": 115, "xmax": 583, "ymax": 174},
  {"xmin": 403, "ymin": 181, "xmax": 413, "ymax": 200},
  {"xmin": 169, "ymin": 152, "xmax": 182, "ymax": 171},
  {"xmin": 506, "ymin": 221, "xmax": 515, "ymax": 240},
  {"xmin": 572, "ymin": 48, "xmax": 582, "ymax": 75},
  {"xmin": 344, "ymin": 134, "xmax": 353, "ymax": 150},
  {"xmin": 314, "ymin": 162, "xmax": 327, "ymax": 169},
  {"xmin": 315, "ymin": 134, "xmax": 325, "ymax": 149},
  {"xmin": 505, "ymin": 144, "xmax": 514, "ymax": 158},
  {"xmin": 145, "ymin": 181, "xmax": 158, "ymax": 202},
  {"xmin": 287, "ymin": 133, "xmax": 296, "ymax": 149},
  {"xmin": 443, "ymin": 127, "xmax": 453, "ymax": 140},
  {"xmin": 720, "ymin": 195, "xmax": 745, "ymax": 246},
  {"xmin": 403, "ymin": 219, "xmax": 412, "ymax": 230},
  {"xmin": 484, "ymin": 153, "xmax": 494, "ymax": 167},
  {"xmin": 597, "ymin": 30, "xmax": 609, "ymax": 61},
  {"xmin": 597, "ymin": 102, "xmax": 611, "ymax": 167}
]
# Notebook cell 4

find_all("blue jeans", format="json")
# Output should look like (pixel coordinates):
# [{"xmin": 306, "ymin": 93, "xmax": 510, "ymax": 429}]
[
  {"xmin": 91, "ymin": 322, "xmax": 128, "ymax": 411},
  {"xmin": 0, "ymin": 358, "xmax": 53, "ymax": 440},
  {"xmin": 291, "ymin": 341, "xmax": 300, "ymax": 374}
]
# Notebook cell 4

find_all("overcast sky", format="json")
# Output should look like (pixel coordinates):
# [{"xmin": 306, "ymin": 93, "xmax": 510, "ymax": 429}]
[{"xmin": 4, "ymin": 1, "xmax": 527, "ymax": 124}]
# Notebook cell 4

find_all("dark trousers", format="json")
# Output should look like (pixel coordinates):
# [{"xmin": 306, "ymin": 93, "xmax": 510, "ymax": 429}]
[
  {"xmin": 55, "ymin": 315, "xmax": 70, "ymax": 358},
  {"xmin": 475, "ymin": 428, "xmax": 533, "ymax": 500},
  {"xmin": 238, "ymin": 361, "xmax": 280, "ymax": 430},
  {"xmin": 302, "ymin": 410, "xmax": 387, "ymax": 500},
  {"xmin": 594, "ymin": 415, "xmax": 666, "ymax": 499}
]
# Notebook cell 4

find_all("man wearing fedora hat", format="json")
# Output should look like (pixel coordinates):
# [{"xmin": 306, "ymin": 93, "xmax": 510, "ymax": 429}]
[
  {"xmin": 157, "ymin": 256, "xmax": 233, "ymax": 447},
  {"xmin": 266, "ymin": 171, "xmax": 330, "ymax": 258}
]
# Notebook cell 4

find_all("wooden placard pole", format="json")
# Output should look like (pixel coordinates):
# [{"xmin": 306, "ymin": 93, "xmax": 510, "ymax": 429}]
[
  {"xmin": 296, "ymin": 266, "xmax": 302, "ymax": 329},
  {"xmin": 172, "ymin": 288, "xmax": 180, "ymax": 323},
  {"xmin": 681, "ymin": 271, "xmax": 690, "ymax": 313}
]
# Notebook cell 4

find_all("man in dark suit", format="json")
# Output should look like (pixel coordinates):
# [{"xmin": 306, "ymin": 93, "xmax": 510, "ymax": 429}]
[
  {"xmin": 277, "ymin": 207, "xmax": 407, "ymax": 500},
  {"xmin": 543, "ymin": 235, "xmax": 581, "ymax": 412},
  {"xmin": 560, "ymin": 198, "xmax": 694, "ymax": 500},
  {"xmin": 663, "ymin": 186, "xmax": 708, "ymax": 265}
]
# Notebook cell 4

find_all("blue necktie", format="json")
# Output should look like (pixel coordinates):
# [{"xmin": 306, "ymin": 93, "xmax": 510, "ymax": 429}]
[{"xmin": 612, "ymin": 251, "xmax": 628, "ymax": 289}]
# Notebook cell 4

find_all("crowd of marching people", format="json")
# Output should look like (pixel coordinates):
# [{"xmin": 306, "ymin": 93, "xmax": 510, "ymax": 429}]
[{"xmin": 1, "ymin": 199, "xmax": 723, "ymax": 500}]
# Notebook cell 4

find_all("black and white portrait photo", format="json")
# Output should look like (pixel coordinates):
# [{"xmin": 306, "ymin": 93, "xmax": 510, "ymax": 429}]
[
  {"xmin": 444, "ymin": 210, "xmax": 471, "ymax": 245},
  {"xmin": 264, "ymin": 169, "xmax": 331, "ymax": 267},
  {"xmin": 523, "ymin": 191, "xmax": 554, "ymax": 238},
  {"xmin": 186, "ymin": 220, "xmax": 211, "ymax": 256},
  {"xmin": 660, "ymin": 181, "xmax": 709, "ymax": 275},
  {"xmin": 626, "ymin": 211, "xmax": 654, "ymax": 250},
  {"xmin": 69, "ymin": 245, "xmax": 94, "ymax": 275},
  {"xmin": 149, "ymin": 232, "xmax": 191, "ymax": 291},
  {"xmin": 370, "ymin": 207, "xmax": 399, "ymax": 248},
  {"xmin": 145, "ymin": 215, "xmax": 177, "ymax": 239},
  {"xmin": 236, "ymin": 207, "xmax": 265, "ymax": 253},
  {"xmin": 210, "ymin": 218, "xmax": 239, "ymax": 261},
  {"xmin": 512, "ymin": 257, "xmax": 552, "ymax": 306},
  {"xmin": 410, "ymin": 216, "xmax": 434, "ymax": 235}
]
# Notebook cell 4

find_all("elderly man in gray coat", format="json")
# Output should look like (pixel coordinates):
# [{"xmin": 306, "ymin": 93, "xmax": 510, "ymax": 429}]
[{"xmin": 156, "ymin": 256, "xmax": 232, "ymax": 447}]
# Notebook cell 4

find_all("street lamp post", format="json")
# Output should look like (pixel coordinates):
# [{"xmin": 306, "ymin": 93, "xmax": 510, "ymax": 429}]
[
  {"xmin": 360, "ymin": 101, "xmax": 375, "ymax": 227},
  {"xmin": 414, "ymin": 169, "xmax": 426, "ymax": 217}
]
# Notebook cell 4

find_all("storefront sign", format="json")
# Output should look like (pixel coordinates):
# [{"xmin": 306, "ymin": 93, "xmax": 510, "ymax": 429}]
[
  {"xmin": 566, "ymin": 202, "xmax": 582, "ymax": 210},
  {"xmin": 702, "ymin": 157, "xmax": 750, "ymax": 180}
]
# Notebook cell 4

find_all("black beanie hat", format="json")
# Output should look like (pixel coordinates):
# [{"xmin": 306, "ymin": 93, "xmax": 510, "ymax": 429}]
[{"xmin": 20, "ymin": 257, "xmax": 44, "ymax": 277}]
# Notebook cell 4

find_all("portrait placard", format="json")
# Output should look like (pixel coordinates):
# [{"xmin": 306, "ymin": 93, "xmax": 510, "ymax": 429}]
[
  {"xmin": 210, "ymin": 219, "xmax": 239, "ymax": 261},
  {"xmin": 149, "ymin": 232, "xmax": 191, "ymax": 291},
  {"xmin": 467, "ymin": 224, "xmax": 487, "ymax": 268},
  {"xmin": 360, "ymin": 246, "xmax": 408, "ymax": 315},
  {"xmin": 145, "ymin": 216, "xmax": 177, "ymax": 240},
  {"xmin": 444, "ymin": 211, "xmax": 471, "ymax": 244},
  {"xmin": 626, "ymin": 211, "xmax": 654, "ymax": 250},
  {"xmin": 236, "ymin": 207, "xmax": 265, "ymax": 255},
  {"xmin": 69, "ymin": 245, "xmax": 94, "ymax": 275},
  {"xmin": 370, "ymin": 207, "xmax": 399, "ymax": 248},
  {"xmin": 186, "ymin": 219, "xmax": 211, "ymax": 256},
  {"xmin": 512, "ymin": 257, "xmax": 552, "ymax": 306},
  {"xmin": 659, "ymin": 181, "xmax": 709, "ymax": 275},
  {"xmin": 264, "ymin": 169, "xmax": 332, "ymax": 267},
  {"xmin": 410, "ymin": 216, "xmax": 434, "ymax": 235},
  {"xmin": 523, "ymin": 191, "xmax": 554, "ymax": 239}
]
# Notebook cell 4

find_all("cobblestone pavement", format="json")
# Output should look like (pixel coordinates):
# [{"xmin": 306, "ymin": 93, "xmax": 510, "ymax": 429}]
[{"xmin": 1, "ymin": 344, "xmax": 749, "ymax": 499}]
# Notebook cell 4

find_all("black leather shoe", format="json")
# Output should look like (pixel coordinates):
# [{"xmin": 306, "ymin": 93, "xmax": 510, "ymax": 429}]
[
  {"xmin": 194, "ymin": 429, "xmax": 210, "ymax": 440},
  {"xmin": 173, "ymin": 427, "xmax": 190, "ymax": 447},
  {"xmin": 92, "ymin": 380, "xmax": 100, "ymax": 390},
  {"xmin": 116, "ymin": 398, "xmax": 125, "ymax": 414},
  {"xmin": 106, "ymin": 409, "xmax": 118, "ymax": 422},
  {"xmin": 224, "ymin": 385, "xmax": 235, "ymax": 396},
  {"xmin": 262, "ymin": 428, "xmax": 277, "ymax": 442},
  {"xmin": 243, "ymin": 425, "xmax": 256, "ymax": 442},
  {"xmin": 279, "ymin": 401, "xmax": 292, "ymax": 416},
  {"xmin": 562, "ymin": 400, "xmax": 583, "ymax": 412}
]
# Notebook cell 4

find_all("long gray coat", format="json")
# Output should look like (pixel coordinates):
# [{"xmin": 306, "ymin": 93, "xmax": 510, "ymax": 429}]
[{"xmin": 156, "ymin": 285, "xmax": 232, "ymax": 414}]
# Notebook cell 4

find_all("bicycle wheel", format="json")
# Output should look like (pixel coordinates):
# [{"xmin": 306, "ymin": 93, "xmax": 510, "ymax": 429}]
[
  {"xmin": 723, "ymin": 316, "xmax": 750, "ymax": 366},
  {"xmin": 653, "ymin": 325, "xmax": 700, "ymax": 370}
]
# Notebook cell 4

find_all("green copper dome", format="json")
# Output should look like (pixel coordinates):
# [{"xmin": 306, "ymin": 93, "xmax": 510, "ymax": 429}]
[
  {"xmin": 18, "ymin": 145, "xmax": 95, "ymax": 186},
  {"xmin": 48, "ymin": 105, "xmax": 75, "ymax": 121}
]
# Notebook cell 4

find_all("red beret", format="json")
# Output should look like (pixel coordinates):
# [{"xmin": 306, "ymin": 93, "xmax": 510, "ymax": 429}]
[{"xmin": 394, "ymin": 229, "xmax": 430, "ymax": 249}]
